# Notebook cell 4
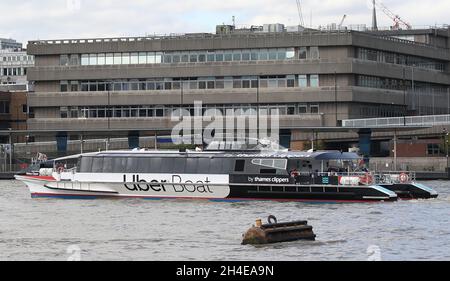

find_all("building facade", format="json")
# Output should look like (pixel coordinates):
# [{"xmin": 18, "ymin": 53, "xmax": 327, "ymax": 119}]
[
  {"xmin": 26, "ymin": 25, "xmax": 450, "ymax": 149},
  {"xmin": 0, "ymin": 38, "xmax": 22, "ymax": 51},
  {"xmin": 0, "ymin": 49, "xmax": 34, "ymax": 91},
  {"xmin": 0, "ymin": 90, "xmax": 28, "ymax": 143}
]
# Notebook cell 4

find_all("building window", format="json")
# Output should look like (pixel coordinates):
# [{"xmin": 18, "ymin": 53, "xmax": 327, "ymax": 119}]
[
  {"xmin": 287, "ymin": 76, "xmax": 295, "ymax": 88},
  {"xmin": 114, "ymin": 53, "xmax": 122, "ymax": 65},
  {"xmin": 81, "ymin": 54, "xmax": 90, "ymax": 65},
  {"xmin": 105, "ymin": 53, "xmax": 114, "ymax": 65},
  {"xmin": 298, "ymin": 105, "xmax": 307, "ymax": 114},
  {"xmin": 298, "ymin": 75, "xmax": 307, "ymax": 88},
  {"xmin": 310, "ymin": 105, "xmax": 319, "ymax": 114},
  {"xmin": 139, "ymin": 52, "xmax": 148, "ymax": 64},
  {"xmin": 69, "ymin": 54, "xmax": 80, "ymax": 65},
  {"xmin": 299, "ymin": 47, "xmax": 307, "ymax": 59},
  {"xmin": 310, "ymin": 47, "xmax": 320, "ymax": 59},
  {"xmin": 0, "ymin": 102, "xmax": 10, "ymax": 114},
  {"xmin": 427, "ymin": 144, "xmax": 441, "ymax": 156},
  {"xmin": 286, "ymin": 48, "xmax": 295, "ymax": 59},
  {"xmin": 310, "ymin": 75, "xmax": 319, "ymax": 87},
  {"xmin": 89, "ymin": 54, "xmax": 97, "ymax": 65},
  {"xmin": 97, "ymin": 54, "xmax": 105, "ymax": 65},
  {"xmin": 60, "ymin": 55, "xmax": 69, "ymax": 66},
  {"xmin": 60, "ymin": 107, "xmax": 68, "ymax": 118},
  {"xmin": 70, "ymin": 81, "xmax": 79, "ymax": 92},
  {"xmin": 120, "ymin": 53, "xmax": 129, "ymax": 64},
  {"xmin": 60, "ymin": 81, "xmax": 68, "ymax": 92}
]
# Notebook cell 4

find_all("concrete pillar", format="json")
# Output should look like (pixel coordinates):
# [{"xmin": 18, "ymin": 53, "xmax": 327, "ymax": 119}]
[
  {"xmin": 80, "ymin": 134, "xmax": 84, "ymax": 154},
  {"xmin": 358, "ymin": 129, "xmax": 372, "ymax": 165},
  {"xmin": 280, "ymin": 129, "xmax": 292, "ymax": 149},
  {"xmin": 56, "ymin": 132, "xmax": 68, "ymax": 157},
  {"xmin": 128, "ymin": 131, "xmax": 140, "ymax": 149}
]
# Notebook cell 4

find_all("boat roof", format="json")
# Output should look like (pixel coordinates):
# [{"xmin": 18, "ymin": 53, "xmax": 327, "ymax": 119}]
[{"xmin": 55, "ymin": 150, "xmax": 360, "ymax": 161}]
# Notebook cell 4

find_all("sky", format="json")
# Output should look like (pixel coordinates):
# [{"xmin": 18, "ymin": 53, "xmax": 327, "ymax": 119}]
[{"xmin": 0, "ymin": 0, "xmax": 449, "ymax": 45}]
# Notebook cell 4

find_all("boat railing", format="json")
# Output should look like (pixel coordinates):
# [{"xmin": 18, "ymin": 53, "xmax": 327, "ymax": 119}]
[
  {"xmin": 375, "ymin": 171, "xmax": 416, "ymax": 184},
  {"xmin": 295, "ymin": 171, "xmax": 415, "ymax": 186}
]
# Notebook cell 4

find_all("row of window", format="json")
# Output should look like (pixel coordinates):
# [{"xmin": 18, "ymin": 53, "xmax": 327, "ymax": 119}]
[
  {"xmin": 59, "ymin": 104, "xmax": 321, "ymax": 119},
  {"xmin": 357, "ymin": 48, "xmax": 446, "ymax": 72},
  {"xmin": 1, "ymin": 55, "xmax": 33, "ymax": 62},
  {"xmin": 60, "ymin": 47, "xmax": 321, "ymax": 66},
  {"xmin": 78, "ymin": 156, "xmax": 289, "ymax": 174},
  {"xmin": 1, "ymin": 67, "xmax": 28, "ymax": 77},
  {"xmin": 359, "ymin": 105, "xmax": 405, "ymax": 118},
  {"xmin": 356, "ymin": 75, "xmax": 449, "ymax": 93},
  {"xmin": 60, "ymin": 75, "xmax": 320, "ymax": 92}
]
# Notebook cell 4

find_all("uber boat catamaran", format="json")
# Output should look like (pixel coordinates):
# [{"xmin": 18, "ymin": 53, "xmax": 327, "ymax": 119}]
[{"xmin": 15, "ymin": 139, "xmax": 437, "ymax": 202}]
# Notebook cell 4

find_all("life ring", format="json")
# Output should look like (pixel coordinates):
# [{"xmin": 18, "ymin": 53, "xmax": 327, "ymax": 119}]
[
  {"xmin": 399, "ymin": 173, "xmax": 409, "ymax": 183},
  {"xmin": 359, "ymin": 173, "xmax": 374, "ymax": 185},
  {"xmin": 56, "ymin": 166, "xmax": 65, "ymax": 173},
  {"xmin": 268, "ymin": 215, "xmax": 278, "ymax": 224},
  {"xmin": 290, "ymin": 170, "xmax": 300, "ymax": 178}
]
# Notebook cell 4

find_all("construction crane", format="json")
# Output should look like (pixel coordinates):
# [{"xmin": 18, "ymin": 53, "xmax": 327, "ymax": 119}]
[
  {"xmin": 338, "ymin": 15, "xmax": 347, "ymax": 29},
  {"xmin": 296, "ymin": 0, "xmax": 305, "ymax": 27},
  {"xmin": 373, "ymin": 0, "xmax": 412, "ymax": 30}
]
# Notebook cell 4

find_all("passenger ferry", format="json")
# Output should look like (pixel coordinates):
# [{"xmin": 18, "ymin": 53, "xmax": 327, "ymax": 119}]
[{"xmin": 15, "ymin": 140, "xmax": 437, "ymax": 203}]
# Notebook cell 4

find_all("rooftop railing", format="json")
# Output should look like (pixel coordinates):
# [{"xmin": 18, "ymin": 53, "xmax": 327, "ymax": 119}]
[
  {"xmin": 26, "ymin": 30, "xmax": 357, "ymax": 47},
  {"xmin": 27, "ymin": 26, "xmax": 450, "ymax": 50}
]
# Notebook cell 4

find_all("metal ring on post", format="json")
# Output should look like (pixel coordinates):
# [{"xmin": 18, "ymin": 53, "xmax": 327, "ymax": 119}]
[{"xmin": 268, "ymin": 215, "xmax": 278, "ymax": 224}]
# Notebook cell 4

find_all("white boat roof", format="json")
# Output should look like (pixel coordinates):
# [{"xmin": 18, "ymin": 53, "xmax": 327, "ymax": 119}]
[{"xmin": 55, "ymin": 150, "xmax": 360, "ymax": 161}]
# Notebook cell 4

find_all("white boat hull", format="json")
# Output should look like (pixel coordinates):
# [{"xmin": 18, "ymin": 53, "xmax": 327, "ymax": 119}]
[{"xmin": 15, "ymin": 175, "xmax": 232, "ymax": 200}]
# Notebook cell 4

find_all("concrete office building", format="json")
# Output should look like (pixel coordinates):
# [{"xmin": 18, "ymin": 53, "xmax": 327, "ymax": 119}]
[{"xmin": 26, "ymin": 24, "xmax": 450, "ymax": 149}]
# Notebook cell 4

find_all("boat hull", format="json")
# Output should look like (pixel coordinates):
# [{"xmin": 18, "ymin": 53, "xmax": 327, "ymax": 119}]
[
  {"xmin": 16, "ymin": 175, "xmax": 398, "ymax": 203},
  {"xmin": 380, "ymin": 183, "xmax": 439, "ymax": 199}
]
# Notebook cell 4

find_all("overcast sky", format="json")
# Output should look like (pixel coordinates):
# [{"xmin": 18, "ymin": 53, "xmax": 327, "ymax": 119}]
[{"xmin": 1, "ymin": 0, "xmax": 449, "ymax": 45}]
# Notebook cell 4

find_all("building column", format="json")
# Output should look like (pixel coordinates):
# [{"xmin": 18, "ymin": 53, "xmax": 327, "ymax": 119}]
[
  {"xmin": 128, "ymin": 131, "xmax": 140, "ymax": 149},
  {"xmin": 56, "ymin": 132, "xmax": 68, "ymax": 157},
  {"xmin": 280, "ymin": 129, "xmax": 292, "ymax": 150},
  {"xmin": 358, "ymin": 129, "xmax": 372, "ymax": 165}
]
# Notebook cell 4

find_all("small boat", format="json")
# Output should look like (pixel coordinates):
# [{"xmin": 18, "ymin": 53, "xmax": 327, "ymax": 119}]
[{"xmin": 15, "ymin": 139, "xmax": 403, "ymax": 203}]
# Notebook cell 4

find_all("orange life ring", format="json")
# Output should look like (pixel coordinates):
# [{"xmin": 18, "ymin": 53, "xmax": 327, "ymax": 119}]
[{"xmin": 399, "ymin": 173, "xmax": 409, "ymax": 183}]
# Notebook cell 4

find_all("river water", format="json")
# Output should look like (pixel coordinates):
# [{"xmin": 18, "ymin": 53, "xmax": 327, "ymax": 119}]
[{"xmin": 0, "ymin": 180, "xmax": 449, "ymax": 261}]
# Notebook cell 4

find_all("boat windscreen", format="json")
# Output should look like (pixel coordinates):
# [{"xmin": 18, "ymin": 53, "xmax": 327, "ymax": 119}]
[{"xmin": 206, "ymin": 138, "xmax": 286, "ymax": 151}]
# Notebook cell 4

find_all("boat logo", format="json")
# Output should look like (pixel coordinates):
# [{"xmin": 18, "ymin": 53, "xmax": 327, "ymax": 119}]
[{"xmin": 123, "ymin": 174, "xmax": 214, "ymax": 194}]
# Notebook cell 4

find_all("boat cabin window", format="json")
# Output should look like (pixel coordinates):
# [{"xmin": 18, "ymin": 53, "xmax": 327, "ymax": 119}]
[
  {"xmin": 251, "ymin": 159, "xmax": 287, "ymax": 170},
  {"xmin": 55, "ymin": 156, "xmax": 80, "ymax": 171},
  {"xmin": 103, "ymin": 157, "xmax": 114, "ymax": 173},
  {"xmin": 185, "ymin": 158, "xmax": 199, "ymax": 174},
  {"xmin": 92, "ymin": 157, "xmax": 104, "ymax": 173},
  {"xmin": 79, "ymin": 156, "xmax": 234, "ymax": 174}
]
